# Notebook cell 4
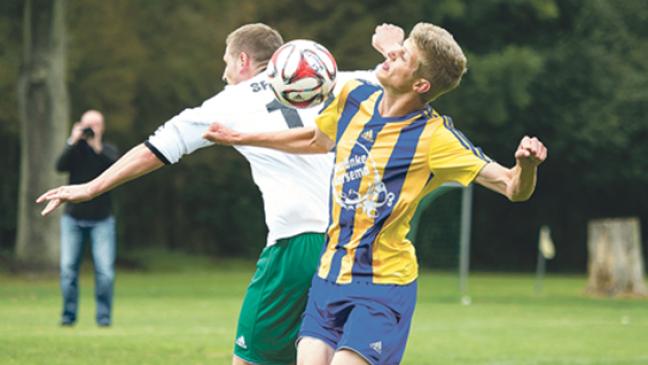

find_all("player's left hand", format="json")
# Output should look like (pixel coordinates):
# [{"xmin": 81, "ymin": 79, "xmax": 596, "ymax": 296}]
[
  {"xmin": 36, "ymin": 183, "xmax": 93, "ymax": 216},
  {"xmin": 203, "ymin": 122, "xmax": 241, "ymax": 145},
  {"xmin": 514, "ymin": 136, "xmax": 547, "ymax": 168}
]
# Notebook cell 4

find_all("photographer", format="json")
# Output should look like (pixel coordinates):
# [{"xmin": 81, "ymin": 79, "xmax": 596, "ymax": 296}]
[{"xmin": 55, "ymin": 110, "xmax": 119, "ymax": 327}]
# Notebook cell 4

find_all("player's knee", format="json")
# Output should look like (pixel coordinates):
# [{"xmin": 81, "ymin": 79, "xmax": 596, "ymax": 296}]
[
  {"xmin": 297, "ymin": 337, "xmax": 333, "ymax": 365},
  {"xmin": 331, "ymin": 349, "xmax": 370, "ymax": 365},
  {"xmin": 231, "ymin": 354, "xmax": 253, "ymax": 365}
]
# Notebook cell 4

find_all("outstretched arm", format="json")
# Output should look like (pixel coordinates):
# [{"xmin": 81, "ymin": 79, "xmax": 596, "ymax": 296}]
[
  {"xmin": 475, "ymin": 136, "xmax": 547, "ymax": 202},
  {"xmin": 36, "ymin": 143, "xmax": 164, "ymax": 216},
  {"xmin": 203, "ymin": 123, "xmax": 334, "ymax": 154}
]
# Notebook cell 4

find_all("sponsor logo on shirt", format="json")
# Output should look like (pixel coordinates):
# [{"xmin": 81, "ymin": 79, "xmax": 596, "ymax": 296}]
[{"xmin": 333, "ymin": 141, "xmax": 395, "ymax": 218}]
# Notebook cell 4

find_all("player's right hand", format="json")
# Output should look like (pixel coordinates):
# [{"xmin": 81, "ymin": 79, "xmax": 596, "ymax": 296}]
[
  {"xmin": 36, "ymin": 184, "xmax": 93, "ymax": 216},
  {"xmin": 372, "ymin": 23, "xmax": 405, "ymax": 58},
  {"xmin": 203, "ymin": 122, "xmax": 242, "ymax": 145}
]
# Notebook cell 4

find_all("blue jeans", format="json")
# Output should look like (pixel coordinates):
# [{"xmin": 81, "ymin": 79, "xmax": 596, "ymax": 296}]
[{"xmin": 60, "ymin": 214, "xmax": 116, "ymax": 325}]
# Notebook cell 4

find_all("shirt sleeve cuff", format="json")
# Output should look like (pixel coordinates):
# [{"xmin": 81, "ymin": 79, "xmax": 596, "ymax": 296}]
[{"xmin": 144, "ymin": 141, "xmax": 171, "ymax": 165}]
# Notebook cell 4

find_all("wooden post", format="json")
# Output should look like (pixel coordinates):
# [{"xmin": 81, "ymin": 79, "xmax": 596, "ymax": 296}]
[
  {"xmin": 535, "ymin": 226, "xmax": 555, "ymax": 295},
  {"xmin": 586, "ymin": 218, "xmax": 647, "ymax": 297}
]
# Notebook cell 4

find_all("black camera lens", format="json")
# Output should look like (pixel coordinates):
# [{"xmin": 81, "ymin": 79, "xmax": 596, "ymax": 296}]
[{"xmin": 82, "ymin": 127, "xmax": 95, "ymax": 138}]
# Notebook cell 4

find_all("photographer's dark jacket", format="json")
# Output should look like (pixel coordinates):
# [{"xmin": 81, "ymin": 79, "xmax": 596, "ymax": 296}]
[{"xmin": 56, "ymin": 140, "xmax": 119, "ymax": 220}]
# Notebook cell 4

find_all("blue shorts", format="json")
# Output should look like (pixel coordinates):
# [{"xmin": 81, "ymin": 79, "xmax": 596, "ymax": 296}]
[{"xmin": 299, "ymin": 276, "xmax": 417, "ymax": 365}]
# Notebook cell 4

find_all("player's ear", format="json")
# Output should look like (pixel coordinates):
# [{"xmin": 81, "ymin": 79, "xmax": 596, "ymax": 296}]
[
  {"xmin": 413, "ymin": 78, "xmax": 431, "ymax": 95},
  {"xmin": 238, "ymin": 52, "xmax": 250, "ymax": 69}
]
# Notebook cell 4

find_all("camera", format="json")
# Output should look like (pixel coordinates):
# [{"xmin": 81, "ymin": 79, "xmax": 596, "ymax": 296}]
[{"xmin": 82, "ymin": 127, "xmax": 95, "ymax": 139}]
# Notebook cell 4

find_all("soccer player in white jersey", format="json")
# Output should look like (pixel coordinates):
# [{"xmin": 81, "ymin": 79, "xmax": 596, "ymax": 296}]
[{"xmin": 38, "ymin": 23, "xmax": 391, "ymax": 365}]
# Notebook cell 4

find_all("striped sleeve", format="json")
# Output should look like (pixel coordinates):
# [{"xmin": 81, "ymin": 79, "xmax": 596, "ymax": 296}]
[
  {"xmin": 428, "ymin": 116, "xmax": 491, "ymax": 186},
  {"xmin": 315, "ymin": 80, "xmax": 357, "ymax": 142}
]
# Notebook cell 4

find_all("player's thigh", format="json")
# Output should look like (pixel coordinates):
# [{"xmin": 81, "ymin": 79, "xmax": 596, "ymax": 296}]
[
  {"xmin": 338, "ymin": 282, "xmax": 417, "ymax": 365},
  {"xmin": 338, "ymin": 303, "xmax": 399, "ymax": 365},
  {"xmin": 274, "ymin": 232, "xmax": 324, "ymax": 284},
  {"xmin": 331, "ymin": 349, "xmax": 370, "ymax": 365},
  {"xmin": 234, "ymin": 234, "xmax": 324, "ymax": 363},
  {"xmin": 234, "ymin": 247, "xmax": 296, "ymax": 363},
  {"xmin": 231, "ymin": 354, "xmax": 254, "ymax": 365},
  {"xmin": 297, "ymin": 336, "xmax": 334, "ymax": 365}
]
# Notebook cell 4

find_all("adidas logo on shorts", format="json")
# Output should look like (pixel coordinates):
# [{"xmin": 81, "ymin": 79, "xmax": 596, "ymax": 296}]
[
  {"xmin": 369, "ymin": 341, "xmax": 382, "ymax": 354},
  {"xmin": 236, "ymin": 336, "xmax": 247, "ymax": 349}
]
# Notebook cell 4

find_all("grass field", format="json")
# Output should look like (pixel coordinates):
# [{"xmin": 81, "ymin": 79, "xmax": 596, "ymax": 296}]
[{"xmin": 1, "ymin": 250, "xmax": 646, "ymax": 365}]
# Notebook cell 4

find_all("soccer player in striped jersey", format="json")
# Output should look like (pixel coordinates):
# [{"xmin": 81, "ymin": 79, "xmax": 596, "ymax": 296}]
[
  {"xmin": 37, "ymin": 23, "xmax": 391, "ymax": 365},
  {"xmin": 204, "ymin": 23, "xmax": 547, "ymax": 365}
]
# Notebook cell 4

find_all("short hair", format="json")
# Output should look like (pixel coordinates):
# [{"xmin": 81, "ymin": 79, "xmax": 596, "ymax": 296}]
[
  {"xmin": 226, "ymin": 23, "xmax": 284, "ymax": 69},
  {"xmin": 409, "ymin": 23, "xmax": 467, "ymax": 102}
]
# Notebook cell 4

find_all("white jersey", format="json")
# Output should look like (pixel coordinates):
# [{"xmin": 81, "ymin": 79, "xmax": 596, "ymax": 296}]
[{"xmin": 147, "ymin": 70, "xmax": 376, "ymax": 246}]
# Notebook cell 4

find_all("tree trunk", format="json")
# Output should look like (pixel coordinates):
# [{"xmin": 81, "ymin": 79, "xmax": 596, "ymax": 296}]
[
  {"xmin": 15, "ymin": 0, "xmax": 69, "ymax": 268},
  {"xmin": 586, "ymin": 218, "xmax": 647, "ymax": 297}
]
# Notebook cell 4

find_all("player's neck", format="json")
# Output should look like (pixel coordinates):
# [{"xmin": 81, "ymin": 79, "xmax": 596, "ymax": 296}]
[{"xmin": 378, "ymin": 90, "xmax": 426, "ymax": 118}]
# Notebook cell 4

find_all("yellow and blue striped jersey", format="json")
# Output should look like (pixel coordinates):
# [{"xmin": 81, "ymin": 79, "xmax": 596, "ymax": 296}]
[{"xmin": 315, "ymin": 80, "xmax": 490, "ymax": 285}]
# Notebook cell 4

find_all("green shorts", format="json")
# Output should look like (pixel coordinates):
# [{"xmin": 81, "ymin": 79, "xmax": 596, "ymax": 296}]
[{"xmin": 233, "ymin": 232, "xmax": 324, "ymax": 365}]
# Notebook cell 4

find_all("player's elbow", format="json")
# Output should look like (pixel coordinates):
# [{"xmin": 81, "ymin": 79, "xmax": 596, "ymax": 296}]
[
  {"xmin": 307, "ymin": 137, "xmax": 333, "ymax": 154},
  {"xmin": 310, "ymin": 143, "xmax": 332, "ymax": 154},
  {"xmin": 509, "ymin": 193, "xmax": 531, "ymax": 203},
  {"xmin": 507, "ymin": 186, "xmax": 534, "ymax": 202}
]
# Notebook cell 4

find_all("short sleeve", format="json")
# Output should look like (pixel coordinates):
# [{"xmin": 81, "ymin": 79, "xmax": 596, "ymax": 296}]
[
  {"xmin": 428, "ymin": 118, "xmax": 490, "ymax": 186},
  {"xmin": 146, "ymin": 91, "xmax": 235, "ymax": 164}
]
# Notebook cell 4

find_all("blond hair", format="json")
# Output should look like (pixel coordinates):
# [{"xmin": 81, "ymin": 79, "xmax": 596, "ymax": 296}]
[
  {"xmin": 226, "ymin": 23, "xmax": 283, "ymax": 70},
  {"xmin": 409, "ymin": 23, "xmax": 467, "ymax": 102}
]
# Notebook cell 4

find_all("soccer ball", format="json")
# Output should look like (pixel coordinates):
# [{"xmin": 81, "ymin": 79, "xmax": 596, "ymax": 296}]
[{"xmin": 267, "ymin": 40, "xmax": 337, "ymax": 109}]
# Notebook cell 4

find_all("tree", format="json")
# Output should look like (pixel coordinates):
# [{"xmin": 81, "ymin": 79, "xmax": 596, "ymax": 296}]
[
  {"xmin": 15, "ymin": 0, "xmax": 69, "ymax": 267},
  {"xmin": 0, "ymin": 1, "xmax": 22, "ymax": 251},
  {"xmin": 587, "ymin": 218, "xmax": 647, "ymax": 297}
]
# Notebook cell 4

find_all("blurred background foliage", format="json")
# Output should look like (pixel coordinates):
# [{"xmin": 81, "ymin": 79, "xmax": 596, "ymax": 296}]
[{"xmin": 1, "ymin": 0, "xmax": 647, "ymax": 270}]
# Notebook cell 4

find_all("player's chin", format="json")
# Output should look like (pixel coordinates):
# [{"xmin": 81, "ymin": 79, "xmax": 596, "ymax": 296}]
[{"xmin": 376, "ymin": 70, "xmax": 389, "ymax": 87}]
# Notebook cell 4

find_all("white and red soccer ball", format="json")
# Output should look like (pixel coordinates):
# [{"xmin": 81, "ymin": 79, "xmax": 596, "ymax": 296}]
[{"xmin": 267, "ymin": 40, "xmax": 337, "ymax": 109}]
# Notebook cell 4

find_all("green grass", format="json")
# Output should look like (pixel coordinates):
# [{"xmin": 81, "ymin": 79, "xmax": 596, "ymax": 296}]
[{"xmin": 1, "ymin": 251, "xmax": 646, "ymax": 365}]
